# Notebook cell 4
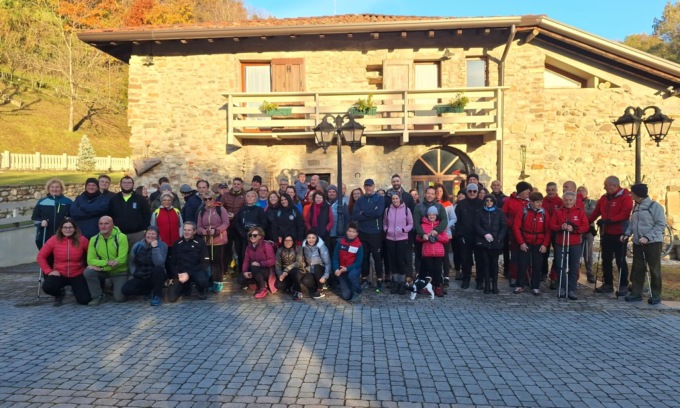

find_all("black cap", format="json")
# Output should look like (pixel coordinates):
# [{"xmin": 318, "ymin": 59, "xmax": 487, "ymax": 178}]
[
  {"xmin": 363, "ymin": 178, "xmax": 375, "ymax": 186},
  {"xmin": 252, "ymin": 175, "xmax": 262, "ymax": 184},
  {"xmin": 630, "ymin": 183, "xmax": 648, "ymax": 198}
]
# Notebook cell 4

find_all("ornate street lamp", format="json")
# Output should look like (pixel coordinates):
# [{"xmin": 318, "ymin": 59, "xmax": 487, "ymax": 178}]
[
  {"xmin": 612, "ymin": 105, "xmax": 674, "ymax": 184},
  {"xmin": 313, "ymin": 113, "xmax": 365, "ymax": 234}
]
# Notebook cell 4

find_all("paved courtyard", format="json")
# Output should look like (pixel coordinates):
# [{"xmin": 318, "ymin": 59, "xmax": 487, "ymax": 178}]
[{"xmin": 1, "ymin": 264, "xmax": 680, "ymax": 408}]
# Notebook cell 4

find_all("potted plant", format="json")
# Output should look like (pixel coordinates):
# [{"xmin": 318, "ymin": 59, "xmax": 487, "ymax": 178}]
[
  {"xmin": 258, "ymin": 100, "xmax": 292, "ymax": 116},
  {"xmin": 349, "ymin": 94, "xmax": 377, "ymax": 116},
  {"xmin": 436, "ymin": 93, "xmax": 469, "ymax": 114}
]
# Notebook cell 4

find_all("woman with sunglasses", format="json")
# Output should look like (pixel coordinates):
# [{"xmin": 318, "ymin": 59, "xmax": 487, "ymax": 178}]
[
  {"xmin": 274, "ymin": 235, "xmax": 305, "ymax": 299},
  {"xmin": 474, "ymin": 194, "xmax": 507, "ymax": 294},
  {"xmin": 240, "ymin": 226, "xmax": 276, "ymax": 299},
  {"xmin": 197, "ymin": 191, "xmax": 230, "ymax": 292},
  {"xmin": 37, "ymin": 218, "xmax": 91, "ymax": 306}
]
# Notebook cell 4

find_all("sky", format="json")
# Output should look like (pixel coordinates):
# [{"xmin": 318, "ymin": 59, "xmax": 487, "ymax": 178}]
[{"xmin": 246, "ymin": 0, "xmax": 671, "ymax": 42}]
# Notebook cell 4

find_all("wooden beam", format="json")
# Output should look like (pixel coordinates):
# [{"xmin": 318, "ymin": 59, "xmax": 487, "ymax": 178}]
[
  {"xmin": 154, "ymin": 40, "xmax": 161, "ymax": 45},
  {"xmin": 401, "ymin": 32, "xmax": 407, "ymax": 38},
  {"xmin": 233, "ymin": 37, "xmax": 240, "ymax": 42},
  {"xmin": 371, "ymin": 33, "xmax": 379, "ymax": 40},
  {"xmin": 347, "ymin": 33, "xmax": 353, "ymax": 39},
  {"xmin": 525, "ymin": 28, "xmax": 539, "ymax": 44},
  {"xmin": 180, "ymin": 39, "xmax": 188, "ymax": 44},
  {"xmin": 428, "ymin": 30, "xmax": 435, "ymax": 38},
  {"xmin": 207, "ymin": 38, "xmax": 214, "ymax": 43}
]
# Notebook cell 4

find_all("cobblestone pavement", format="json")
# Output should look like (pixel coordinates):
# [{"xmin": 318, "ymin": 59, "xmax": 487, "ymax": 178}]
[{"xmin": 1, "ymin": 264, "xmax": 680, "ymax": 408}]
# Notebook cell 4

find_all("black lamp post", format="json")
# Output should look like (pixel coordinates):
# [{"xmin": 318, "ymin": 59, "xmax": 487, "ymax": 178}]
[
  {"xmin": 313, "ymin": 113, "xmax": 365, "ymax": 234},
  {"xmin": 612, "ymin": 105, "xmax": 674, "ymax": 184}
]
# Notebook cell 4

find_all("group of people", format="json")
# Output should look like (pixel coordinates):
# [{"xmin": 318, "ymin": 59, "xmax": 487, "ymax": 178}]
[{"xmin": 32, "ymin": 171, "xmax": 666, "ymax": 306}]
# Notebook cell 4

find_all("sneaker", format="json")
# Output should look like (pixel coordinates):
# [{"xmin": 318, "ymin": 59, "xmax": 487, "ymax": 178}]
[
  {"xmin": 443, "ymin": 277, "xmax": 450, "ymax": 288},
  {"xmin": 513, "ymin": 287, "xmax": 523, "ymax": 294},
  {"xmin": 312, "ymin": 290, "xmax": 326, "ymax": 299},
  {"xmin": 567, "ymin": 291, "xmax": 578, "ymax": 301},
  {"xmin": 254, "ymin": 288, "xmax": 268, "ymax": 299},
  {"xmin": 213, "ymin": 282, "xmax": 223, "ymax": 293},
  {"xmin": 293, "ymin": 291, "xmax": 302, "ymax": 301},
  {"xmin": 350, "ymin": 292, "xmax": 362, "ymax": 303},
  {"xmin": 375, "ymin": 281, "xmax": 383, "ymax": 293},
  {"xmin": 434, "ymin": 287, "xmax": 444, "ymax": 298},
  {"xmin": 595, "ymin": 284, "xmax": 614, "ymax": 293},
  {"xmin": 88, "ymin": 295, "xmax": 103, "ymax": 306},
  {"xmin": 532, "ymin": 289, "xmax": 541, "ymax": 296},
  {"xmin": 150, "ymin": 296, "xmax": 162, "ymax": 306},
  {"xmin": 648, "ymin": 297, "xmax": 661, "ymax": 305},
  {"xmin": 625, "ymin": 294, "xmax": 642, "ymax": 302},
  {"xmin": 549, "ymin": 280, "xmax": 557, "ymax": 290}
]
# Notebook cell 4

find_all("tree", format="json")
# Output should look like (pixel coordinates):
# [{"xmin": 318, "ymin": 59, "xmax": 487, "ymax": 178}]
[
  {"xmin": 624, "ymin": 1, "xmax": 680, "ymax": 63},
  {"xmin": 76, "ymin": 134, "xmax": 96, "ymax": 171}
]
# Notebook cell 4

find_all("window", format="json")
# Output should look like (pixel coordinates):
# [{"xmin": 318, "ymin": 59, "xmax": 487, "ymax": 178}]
[
  {"xmin": 544, "ymin": 64, "xmax": 586, "ymax": 88},
  {"xmin": 467, "ymin": 58, "xmax": 487, "ymax": 87}
]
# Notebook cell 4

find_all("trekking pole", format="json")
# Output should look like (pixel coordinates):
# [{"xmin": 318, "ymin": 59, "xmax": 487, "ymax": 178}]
[
  {"xmin": 615, "ymin": 237, "xmax": 627, "ymax": 299},
  {"xmin": 641, "ymin": 245, "xmax": 654, "ymax": 301},
  {"xmin": 37, "ymin": 226, "xmax": 47, "ymax": 299},
  {"xmin": 558, "ymin": 230, "xmax": 567, "ymax": 299},
  {"xmin": 593, "ymin": 227, "xmax": 603, "ymax": 292},
  {"xmin": 564, "ymin": 230, "xmax": 571, "ymax": 298}
]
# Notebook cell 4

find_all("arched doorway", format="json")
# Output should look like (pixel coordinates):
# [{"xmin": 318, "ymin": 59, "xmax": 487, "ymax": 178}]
[{"xmin": 411, "ymin": 147, "xmax": 475, "ymax": 198}]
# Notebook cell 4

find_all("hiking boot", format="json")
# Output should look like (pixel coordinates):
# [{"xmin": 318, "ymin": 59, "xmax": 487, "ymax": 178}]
[
  {"xmin": 434, "ymin": 287, "xmax": 444, "ymax": 298},
  {"xmin": 587, "ymin": 274, "xmax": 596, "ymax": 284},
  {"xmin": 293, "ymin": 291, "xmax": 302, "ymax": 301},
  {"xmin": 350, "ymin": 292, "xmax": 362, "ymax": 303},
  {"xmin": 625, "ymin": 294, "xmax": 642, "ymax": 302},
  {"xmin": 616, "ymin": 286, "xmax": 628, "ymax": 296},
  {"xmin": 213, "ymin": 282, "xmax": 223, "ymax": 293},
  {"xmin": 491, "ymin": 281, "xmax": 499, "ymax": 294},
  {"xmin": 254, "ymin": 288, "xmax": 268, "ymax": 299},
  {"xmin": 375, "ymin": 281, "xmax": 383, "ymax": 293},
  {"xmin": 549, "ymin": 279, "xmax": 557, "ymax": 290},
  {"xmin": 88, "ymin": 295, "xmax": 104, "ymax": 306},
  {"xmin": 476, "ymin": 281, "xmax": 484, "ymax": 290},
  {"xmin": 509, "ymin": 279, "xmax": 517, "ymax": 288},
  {"xmin": 558, "ymin": 290, "xmax": 567, "ymax": 299},
  {"xmin": 648, "ymin": 297, "xmax": 661, "ymax": 305},
  {"xmin": 595, "ymin": 284, "xmax": 614, "ymax": 293},
  {"xmin": 454, "ymin": 270, "xmax": 463, "ymax": 280},
  {"xmin": 567, "ymin": 291, "xmax": 578, "ymax": 301},
  {"xmin": 461, "ymin": 278, "xmax": 470, "ymax": 289},
  {"xmin": 150, "ymin": 296, "xmax": 162, "ymax": 306},
  {"xmin": 312, "ymin": 290, "xmax": 326, "ymax": 299}
]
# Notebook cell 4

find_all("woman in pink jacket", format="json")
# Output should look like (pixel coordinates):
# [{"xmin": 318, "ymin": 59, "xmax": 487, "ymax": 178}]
[
  {"xmin": 416, "ymin": 207, "xmax": 450, "ymax": 297},
  {"xmin": 37, "ymin": 218, "xmax": 90, "ymax": 306},
  {"xmin": 383, "ymin": 193, "xmax": 413, "ymax": 294},
  {"xmin": 196, "ymin": 191, "xmax": 230, "ymax": 293}
]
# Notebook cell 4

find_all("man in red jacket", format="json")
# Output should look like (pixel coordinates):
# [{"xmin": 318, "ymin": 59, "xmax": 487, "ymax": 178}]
[
  {"xmin": 589, "ymin": 176, "xmax": 633, "ymax": 294},
  {"xmin": 550, "ymin": 192, "xmax": 590, "ymax": 300},
  {"xmin": 502, "ymin": 181, "xmax": 532, "ymax": 287}
]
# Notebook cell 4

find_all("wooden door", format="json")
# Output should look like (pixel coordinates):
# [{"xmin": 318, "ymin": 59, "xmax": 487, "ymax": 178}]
[
  {"xmin": 383, "ymin": 60, "xmax": 412, "ymax": 130},
  {"xmin": 272, "ymin": 58, "xmax": 305, "ymax": 130}
]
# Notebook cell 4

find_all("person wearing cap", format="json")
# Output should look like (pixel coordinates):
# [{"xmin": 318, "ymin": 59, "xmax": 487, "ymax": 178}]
[
  {"xmin": 622, "ymin": 184, "xmax": 665, "ymax": 304},
  {"xmin": 455, "ymin": 183, "xmax": 484, "ymax": 289},
  {"xmin": 71, "ymin": 177, "xmax": 110, "ymax": 239},
  {"xmin": 502, "ymin": 181, "xmax": 533, "ymax": 287},
  {"xmin": 278, "ymin": 177, "xmax": 289, "ymax": 196},
  {"xmin": 216, "ymin": 182, "xmax": 229, "ymax": 202},
  {"xmin": 588, "ymin": 176, "xmax": 633, "ymax": 294},
  {"xmin": 180, "ymin": 183, "xmax": 201, "ymax": 224},
  {"xmin": 352, "ymin": 178, "xmax": 386, "ymax": 291},
  {"xmin": 150, "ymin": 183, "xmax": 181, "ymax": 212},
  {"xmin": 122, "ymin": 226, "xmax": 168, "ymax": 306},
  {"xmin": 108, "ymin": 176, "xmax": 151, "ymax": 249},
  {"xmin": 413, "ymin": 186, "xmax": 448, "ymax": 278},
  {"xmin": 251, "ymin": 175, "xmax": 262, "ymax": 192},
  {"xmin": 149, "ymin": 176, "xmax": 170, "ymax": 203}
]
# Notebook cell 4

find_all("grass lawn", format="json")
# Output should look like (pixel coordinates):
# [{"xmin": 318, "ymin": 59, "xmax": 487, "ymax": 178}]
[
  {"xmin": 0, "ymin": 171, "xmax": 127, "ymax": 186},
  {"xmin": 661, "ymin": 264, "xmax": 680, "ymax": 301}
]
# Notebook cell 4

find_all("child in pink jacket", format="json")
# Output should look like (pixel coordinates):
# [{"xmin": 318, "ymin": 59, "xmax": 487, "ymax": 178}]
[{"xmin": 416, "ymin": 206, "xmax": 450, "ymax": 297}]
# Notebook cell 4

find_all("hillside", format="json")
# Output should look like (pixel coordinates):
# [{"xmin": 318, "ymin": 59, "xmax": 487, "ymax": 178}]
[{"xmin": 0, "ymin": 90, "xmax": 131, "ymax": 157}]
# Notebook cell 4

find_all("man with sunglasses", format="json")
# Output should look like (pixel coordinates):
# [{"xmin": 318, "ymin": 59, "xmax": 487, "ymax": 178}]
[{"xmin": 454, "ymin": 183, "xmax": 483, "ymax": 289}]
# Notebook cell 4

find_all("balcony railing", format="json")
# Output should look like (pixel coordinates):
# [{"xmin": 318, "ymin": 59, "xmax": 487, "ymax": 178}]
[{"xmin": 222, "ymin": 87, "xmax": 506, "ymax": 147}]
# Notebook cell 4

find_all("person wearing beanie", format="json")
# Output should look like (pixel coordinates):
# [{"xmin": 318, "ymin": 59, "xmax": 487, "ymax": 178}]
[
  {"xmin": 474, "ymin": 194, "xmax": 507, "ymax": 294},
  {"xmin": 71, "ymin": 177, "xmax": 109, "ymax": 238},
  {"xmin": 108, "ymin": 176, "xmax": 151, "ymax": 249},
  {"xmin": 122, "ymin": 225, "xmax": 168, "ymax": 306},
  {"xmin": 623, "ymin": 183, "xmax": 665, "ymax": 304},
  {"xmin": 588, "ymin": 176, "xmax": 633, "ymax": 295},
  {"xmin": 251, "ymin": 175, "xmax": 262, "ymax": 191},
  {"xmin": 502, "ymin": 181, "xmax": 533, "ymax": 287},
  {"xmin": 455, "ymin": 183, "xmax": 483, "ymax": 289},
  {"xmin": 180, "ymin": 183, "xmax": 202, "ymax": 225},
  {"xmin": 413, "ymin": 186, "xmax": 448, "ymax": 282},
  {"xmin": 149, "ymin": 176, "xmax": 170, "ymax": 203},
  {"xmin": 416, "ymin": 205, "xmax": 450, "ymax": 297}
]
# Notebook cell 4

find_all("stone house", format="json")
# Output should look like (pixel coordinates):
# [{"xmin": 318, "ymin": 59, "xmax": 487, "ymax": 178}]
[{"xmin": 79, "ymin": 14, "xmax": 680, "ymax": 224}]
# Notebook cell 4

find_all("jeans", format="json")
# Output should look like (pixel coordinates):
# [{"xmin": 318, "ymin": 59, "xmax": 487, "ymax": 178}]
[
  {"xmin": 338, "ymin": 267, "xmax": 362, "ymax": 300},
  {"xmin": 42, "ymin": 274, "xmax": 91, "ymax": 305},
  {"xmin": 83, "ymin": 268, "xmax": 129, "ymax": 302}
]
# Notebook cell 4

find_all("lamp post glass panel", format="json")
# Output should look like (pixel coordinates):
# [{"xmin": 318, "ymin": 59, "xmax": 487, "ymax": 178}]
[
  {"xmin": 313, "ymin": 113, "xmax": 365, "ymax": 234},
  {"xmin": 612, "ymin": 106, "xmax": 674, "ymax": 184}
]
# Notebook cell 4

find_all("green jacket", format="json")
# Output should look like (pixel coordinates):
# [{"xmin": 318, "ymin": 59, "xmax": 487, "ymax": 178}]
[{"xmin": 87, "ymin": 226, "xmax": 129, "ymax": 275}]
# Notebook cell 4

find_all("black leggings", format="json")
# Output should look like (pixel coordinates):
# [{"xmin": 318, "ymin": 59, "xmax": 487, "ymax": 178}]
[
  {"xmin": 237, "ymin": 265, "xmax": 269, "ymax": 290},
  {"xmin": 122, "ymin": 266, "xmax": 166, "ymax": 298},
  {"xmin": 420, "ymin": 257, "xmax": 443, "ymax": 288},
  {"xmin": 42, "ymin": 274, "xmax": 91, "ymax": 305}
]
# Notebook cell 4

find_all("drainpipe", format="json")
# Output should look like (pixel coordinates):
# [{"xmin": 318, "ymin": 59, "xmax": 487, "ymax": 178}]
[{"xmin": 497, "ymin": 24, "xmax": 516, "ymax": 184}]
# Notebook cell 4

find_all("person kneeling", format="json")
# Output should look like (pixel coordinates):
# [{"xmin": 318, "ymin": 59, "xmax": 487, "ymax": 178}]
[
  {"xmin": 167, "ymin": 222, "xmax": 209, "ymax": 302},
  {"xmin": 275, "ymin": 235, "xmax": 305, "ymax": 299},
  {"xmin": 122, "ymin": 226, "xmax": 168, "ymax": 306},
  {"xmin": 239, "ymin": 227, "xmax": 276, "ymax": 299},
  {"xmin": 302, "ymin": 231, "xmax": 332, "ymax": 299},
  {"xmin": 332, "ymin": 222, "xmax": 363, "ymax": 302},
  {"xmin": 84, "ymin": 216, "xmax": 129, "ymax": 305}
]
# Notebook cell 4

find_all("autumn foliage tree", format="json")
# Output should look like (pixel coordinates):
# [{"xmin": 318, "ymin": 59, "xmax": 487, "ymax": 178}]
[{"xmin": 624, "ymin": 1, "xmax": 680, "ymax": 63}]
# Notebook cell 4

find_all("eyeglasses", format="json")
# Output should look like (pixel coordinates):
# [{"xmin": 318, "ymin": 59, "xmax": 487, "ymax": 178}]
[
  {"xmin": 468, "ymin": 190, "xmax": 478, "ymax": 194},
  {"xmin": 248, "ymin": 233, "xmax": 260, "ymax": 238},
  {"xmin": 284, "ymin": 238, "xmax": 294, "ymax": 242},
  {"xmin": 203, "ymin": 198, "xmax": 214, "ymax": 202}
]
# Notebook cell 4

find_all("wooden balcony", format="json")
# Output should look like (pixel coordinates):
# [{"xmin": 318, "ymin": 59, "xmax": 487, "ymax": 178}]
[{"xmin": 222, "ymin": 87, "xmax": 507, "ymax": 148}]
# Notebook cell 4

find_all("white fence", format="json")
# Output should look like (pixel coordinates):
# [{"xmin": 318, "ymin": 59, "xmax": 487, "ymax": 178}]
[{"xmin": 0, "ymin": 151, "xmax": 131, "ymax": 171}]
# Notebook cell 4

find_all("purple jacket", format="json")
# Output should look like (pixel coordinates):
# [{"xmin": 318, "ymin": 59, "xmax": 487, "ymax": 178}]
[{"xmin": 383, "ymin": 203, "xmax": 413, "ymax": 241}]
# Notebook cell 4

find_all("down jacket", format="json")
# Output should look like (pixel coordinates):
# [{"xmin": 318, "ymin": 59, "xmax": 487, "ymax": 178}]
[
  {"xmin": 37, "ymin": 235, "xmax": 89, "ymax": 277},
  {"xmin": 588, "ymin": 188, "xmax": 633, "ymax": 235},
  {"xmin": 302, "ymin": 238, "xmax": 332, "ymax": 279},
  {"xmin": 474, "ymin": 205, "xmax": 507, "ymax": 250},
  {"xmin": 549, "ymin": 206, "xmax": 590, "ymax": 246},
  {"xmin": 416, "ymin": 218, "xmax": 450, "ymax": 257}
]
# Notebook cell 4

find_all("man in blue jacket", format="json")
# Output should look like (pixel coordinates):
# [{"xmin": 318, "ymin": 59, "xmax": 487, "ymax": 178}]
[{"xmin": 352, "ymin": 179, "xmax": 385, "ymax": 292}]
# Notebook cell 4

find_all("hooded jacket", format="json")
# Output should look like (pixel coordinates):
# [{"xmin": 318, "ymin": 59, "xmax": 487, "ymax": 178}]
[
  {"xmin": 37, "ymin": 235, "xmax": 89, "ymax": 277},
  {"xmin": 383, "ymin": 202, "xmax": 413, "ymax": 241},
  {"xmin": 71, "ymin": 191, "xmax": 108, "ymax": 238},
  {"xmin": 625, "ymin": 197, "xmax": 666, "ymax": 244},
  {"xmin": 416, "ymin": 218, "xmax": 450, "ymax": 257},
  {"xmin": 87, "ymin": 227, "xmax": 129, "ymax": 275},
  {"xmin": 352, "ymin": 192, "xmax": 385, "ymax": 234},
  {"xmin": 181, "ymin": 191, "xmax": 202, "ymax": 224},
  {"xmin": 502, "ymin": 192, "xmax": 528, "ymax": 229},
  {"xmin": 413, "ymin": 200, "xmax": 447, "ymax": 236},
  {"xmin": 129, "ymin": 239, "xmax": 168, "ymax": 279},
  {"xmin": 302, "ymin": 237, "xmax": 332, "ymax": 279}
]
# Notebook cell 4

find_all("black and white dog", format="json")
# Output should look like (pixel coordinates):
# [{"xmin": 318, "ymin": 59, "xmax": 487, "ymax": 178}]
[{"xmin": 405, "ymin": 276, "xmax": 434, "ymax": 300}]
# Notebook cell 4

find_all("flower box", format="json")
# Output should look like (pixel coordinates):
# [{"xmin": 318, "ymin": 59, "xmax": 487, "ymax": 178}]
[{"xmin": 264, "ymin": 108, "xmax": 293, "ymax": 116}]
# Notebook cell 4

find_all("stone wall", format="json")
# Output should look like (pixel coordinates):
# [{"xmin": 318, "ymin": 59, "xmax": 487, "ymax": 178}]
[{"xmin": 124, "ymin": 32, "xmax": 680, "ymax": 225}]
